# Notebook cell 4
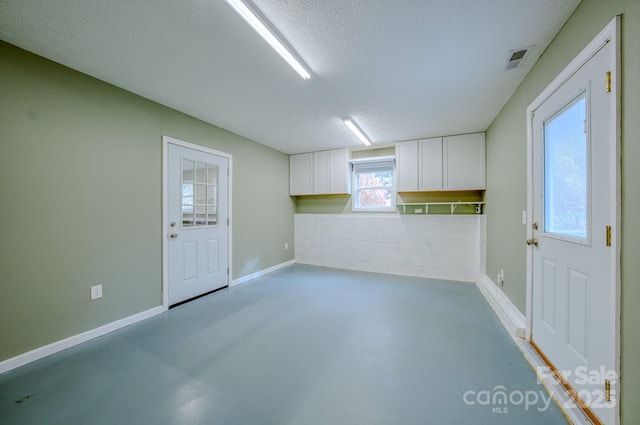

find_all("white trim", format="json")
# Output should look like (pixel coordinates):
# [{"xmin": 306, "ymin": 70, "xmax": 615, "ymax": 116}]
[
  {"xmin": 231, "ymin": 260, "xmax": 296, "ymax": 287},
  {"xmin": 476, "ymin": 274, "xmax": 525, "ymax": 339},
  {"xmin": 0, "ymin": 306, "xmax": 163, "ymax": 374},
  {"xmin": 525, "ymin": 104, "xmax": 534, "ymax": 341},
  {"xmin": 349, "ymin": 155, "xmax": 396, "ymax": 165},
  {"xmin": 610, "ymin": 19, "xmax": 622, "ymax": 425},
  {"xmin": 525, "ymin": 16, "xmax": 621, "ymax": 424},
  {"xmin": 161, "ymin": 135, "xmax": 233, "ymax": 311},
  {"xmin": 515, "ymin": 340, "xmax": 593, "ymax": 425}
]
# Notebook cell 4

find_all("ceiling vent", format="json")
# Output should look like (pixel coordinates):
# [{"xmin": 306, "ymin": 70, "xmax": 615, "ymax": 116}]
[{"xmin": 504, "ymin": 46, "xmax": 534, "ymax": 70}]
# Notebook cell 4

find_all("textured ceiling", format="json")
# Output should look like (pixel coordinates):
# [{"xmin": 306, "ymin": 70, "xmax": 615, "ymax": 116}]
[{"xmin": 0, "ymin": 0, "xmax": 581, "ymax": 154}]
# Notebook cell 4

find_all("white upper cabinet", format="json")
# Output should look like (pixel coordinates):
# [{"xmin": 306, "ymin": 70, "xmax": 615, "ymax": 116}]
[
  {"xmin": 290, "ymin": 148, "xmax": 351, "ymax": 196},
  {"xmin": 419, "ymin": 137, "xmax": 443, "ymax": 190},
  {"xmin": 396, "ymin": 140, "xmax": 419, "ymax": 192},
  {"xmin": 313, "ymin": 150, "xmax": 331, "ymax": 194},
  {"xmin": 396, "ymin": 132, "xmax": 485, "ymax": 192},
  {"xmin": 290, "ymin": 152, "xmax": 314, "ymax": 195},
  {"xmin": 328, "ymin": 148, "xmax": 351, "ymax": 194},
  {"xmin": 443, "ymin": 133, "xmax": 486, "ymax": 190}
]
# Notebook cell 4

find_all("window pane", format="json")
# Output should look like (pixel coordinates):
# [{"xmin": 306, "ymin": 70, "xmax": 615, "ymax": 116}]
[
  {"xmin": 195, "ymin": 184, "xmax": 206, "ymax": 205},
  {"xmin": 182, "ymin": 159, "xmax": 194, "ymax": 182},
  {"xmin": 353, "ymin": 165, "xmax": 395, "ymax": 210},
  {"xmin": 544, "ymin": 94, "xmax": 588, "ymax": 239},
  {"xmin": 357, "ymin": 188, "xmax": 393, "ymax": 208},
  {"xmin": 195, "ymin": 162, "xmax": 207, "ymax": 183},
  {"xmin": 357, "ymin": 170, "xmax": 392, "ymax": 189},
  {"xmin": 207, "ymin": 205, "xmax": 217, "ymax": 225},
  {"xmin": 182, "ymin": 212, "xmax": 193, "ymax": 227},
  {"xmin": 207, "ymin": 186, "xmax": 217, "ymax": 207},
  {"xmin": 207, "ymin": 165, "xmax": 218, "ymax": 185},
  {"xmin": 181, "ymin": 197, "xmax": 193, "ymax": 208}
]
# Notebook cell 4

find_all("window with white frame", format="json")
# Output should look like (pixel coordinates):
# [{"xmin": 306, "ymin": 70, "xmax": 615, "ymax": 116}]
[{"xmin": 352, "ymin": 158, "xmax": 396, "ymax": 211}]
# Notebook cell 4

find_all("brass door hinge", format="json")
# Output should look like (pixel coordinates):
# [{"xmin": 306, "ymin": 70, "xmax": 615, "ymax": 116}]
[
  {"xmin": 606, "ymin": 226, "xmax": 612, "ymax": 247},
  {"xmin": 606, "ymin": 71, "xmax": 611, "ymax": 93},
  {"xmin": 605, "ymin": 379, "xmax": 611, "ymax": 402}
]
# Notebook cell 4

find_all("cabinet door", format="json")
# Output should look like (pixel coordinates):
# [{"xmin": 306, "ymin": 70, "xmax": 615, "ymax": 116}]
[
  {"xmin": 418, "ymin": 137, "xmax": 443, "ymax": 190},
  {"xmin": 313, "ymin": 151, "xmax": 331, "ymax": 194},
  {"xmin": 443, "ymin": 133, "xmax": 486, "ymax": 190},
  {"xmin": 396, "ymin": 141, "xmax": 419, "ymax": 192},
  {"xmin": 289, "ymin": 153, "xmax": 314, "ymax": 195},
  {"xmin": 329, "ymin": 148, "xmax": 351, "ymax": 194}
]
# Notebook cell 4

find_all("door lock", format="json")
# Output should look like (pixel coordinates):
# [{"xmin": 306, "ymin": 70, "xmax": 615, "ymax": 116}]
[
  {"xmin": 169, "ymin": 233, "xmax": 178, "ymax": 239},
  {"xmin": 526, "ymin": 238, "xmax": 538, "ymax": 247},
  {"xmin": 532, "ymin": 222, "xmax": 539, "ymax": 230},
  {"xmin": 170, "ymin": 221, "xmax": 177, "ymax": 227}
]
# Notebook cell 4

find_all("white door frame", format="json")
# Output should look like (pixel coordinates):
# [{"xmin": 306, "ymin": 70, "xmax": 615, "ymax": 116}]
[
  {"xmin": 161, "ymin": 135, "xmax": 233, "ymax": 311},
  {"xmin": 525, "ymin": 16, "xmax": 621, "ymax": 423}
]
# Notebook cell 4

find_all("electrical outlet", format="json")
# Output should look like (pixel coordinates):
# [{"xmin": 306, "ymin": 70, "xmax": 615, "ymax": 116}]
[
  {"xmin": 90, "ymin": 284, "xmax": 103, "ymax": 300},
  {"xmin": 497, "ymin": 271, "xmax": 504, "ymax": 287},
  {"xmin": 415, "ymin": 208, "xmax": 422, "ymax": 214},
  {"xmin": 284, "ymin": 242, "xmax": 288, "ymax": 250}
]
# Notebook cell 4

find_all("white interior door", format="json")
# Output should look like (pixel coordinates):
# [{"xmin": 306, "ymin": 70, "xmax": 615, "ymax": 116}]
[
  {"xmin": 167, "ymin": 142, "xmax": 229, "ymax": 306},
  {"xmin": 531, "ymin": 41, "xmax": 615, "ymax": 424}
]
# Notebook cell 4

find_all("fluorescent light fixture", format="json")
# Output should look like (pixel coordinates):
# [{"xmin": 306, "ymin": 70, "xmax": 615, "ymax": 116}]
[
  {"xmin": 344, "ymin": 118, "xmax": 372, "ymax": 146},
  {"xmin": 225, "ymin": 0, "xmax": 311, "ymax": 80}
]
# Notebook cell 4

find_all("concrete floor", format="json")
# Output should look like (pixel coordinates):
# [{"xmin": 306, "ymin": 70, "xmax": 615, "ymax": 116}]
[{"xmin": 0, "ymin": 265, "xmax": 568, "ymax": 424}]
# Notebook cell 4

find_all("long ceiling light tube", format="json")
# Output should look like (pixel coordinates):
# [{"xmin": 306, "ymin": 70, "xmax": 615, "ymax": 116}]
[
  {"xmin": 344, "ymin": 118, "xmax": 372, "ymax": 146},
  {"xmin": 225, "ymin": 0, "xmax": 311, "ymax": 80}
]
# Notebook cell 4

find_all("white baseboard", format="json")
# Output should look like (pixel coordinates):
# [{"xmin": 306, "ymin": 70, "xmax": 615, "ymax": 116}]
[
  {"xmin": 515, "ymin": 340, "xmax": 592, "ymax": 425},
  {"xmin": 1, "ymin": 260, "xmax": 296, "ymax": 375},
  {"xmin": 476, "ymin": 274, "xmax": 525, "ymax": 339},
  {"xmin": 0, "ymin": 306, "xmax": 163, "ymax": 375},
  {"xmin": 231, "ymin": 259, "xmax": 295, "ymax": 286}
]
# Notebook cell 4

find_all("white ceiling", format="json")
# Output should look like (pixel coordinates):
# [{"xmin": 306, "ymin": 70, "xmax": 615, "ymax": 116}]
[{"xmin": 0, "ymin": 0, "xmax": 581, "ymax": 154}]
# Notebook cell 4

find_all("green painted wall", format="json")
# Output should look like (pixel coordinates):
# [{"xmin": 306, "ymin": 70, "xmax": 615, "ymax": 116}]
[
  {"xmin": 484, "ymin": 0, "xmax": 639, "ymax": 422},
  {"xmin": 0, "ymin": 41, "xmax": 295, "ymax": 361}
]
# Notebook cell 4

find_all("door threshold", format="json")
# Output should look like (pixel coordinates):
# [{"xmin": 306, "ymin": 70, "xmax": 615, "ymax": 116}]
[
  {"xmin": 514, "ymin": 339, "xmax": 597, "ymax": 425},
  {"xmin": 169, "ymin": 285, "xmax": 229, "ymax": 309}
]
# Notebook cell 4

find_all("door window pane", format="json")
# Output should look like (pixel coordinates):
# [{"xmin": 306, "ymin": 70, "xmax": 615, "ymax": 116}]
[
  {"xmin": 544, "ymin": 94, "xmax": 588, "ymax": 239},
  {"xmin": 182, "ymin": 159, "xmax": 219, "ymax": 227},
  {"xmin": 195, "ymin": 162, "xmax": 207, "ymax": 183}
]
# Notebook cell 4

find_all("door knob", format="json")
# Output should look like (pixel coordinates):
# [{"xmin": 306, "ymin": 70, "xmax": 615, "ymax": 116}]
[
  {"xmin": 526, "ymin": 238, "xmax": 538, "ymax": 247},
  {"xmin": 169, "ymin": 233, "xmax": 178, "ymax": 239}
]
